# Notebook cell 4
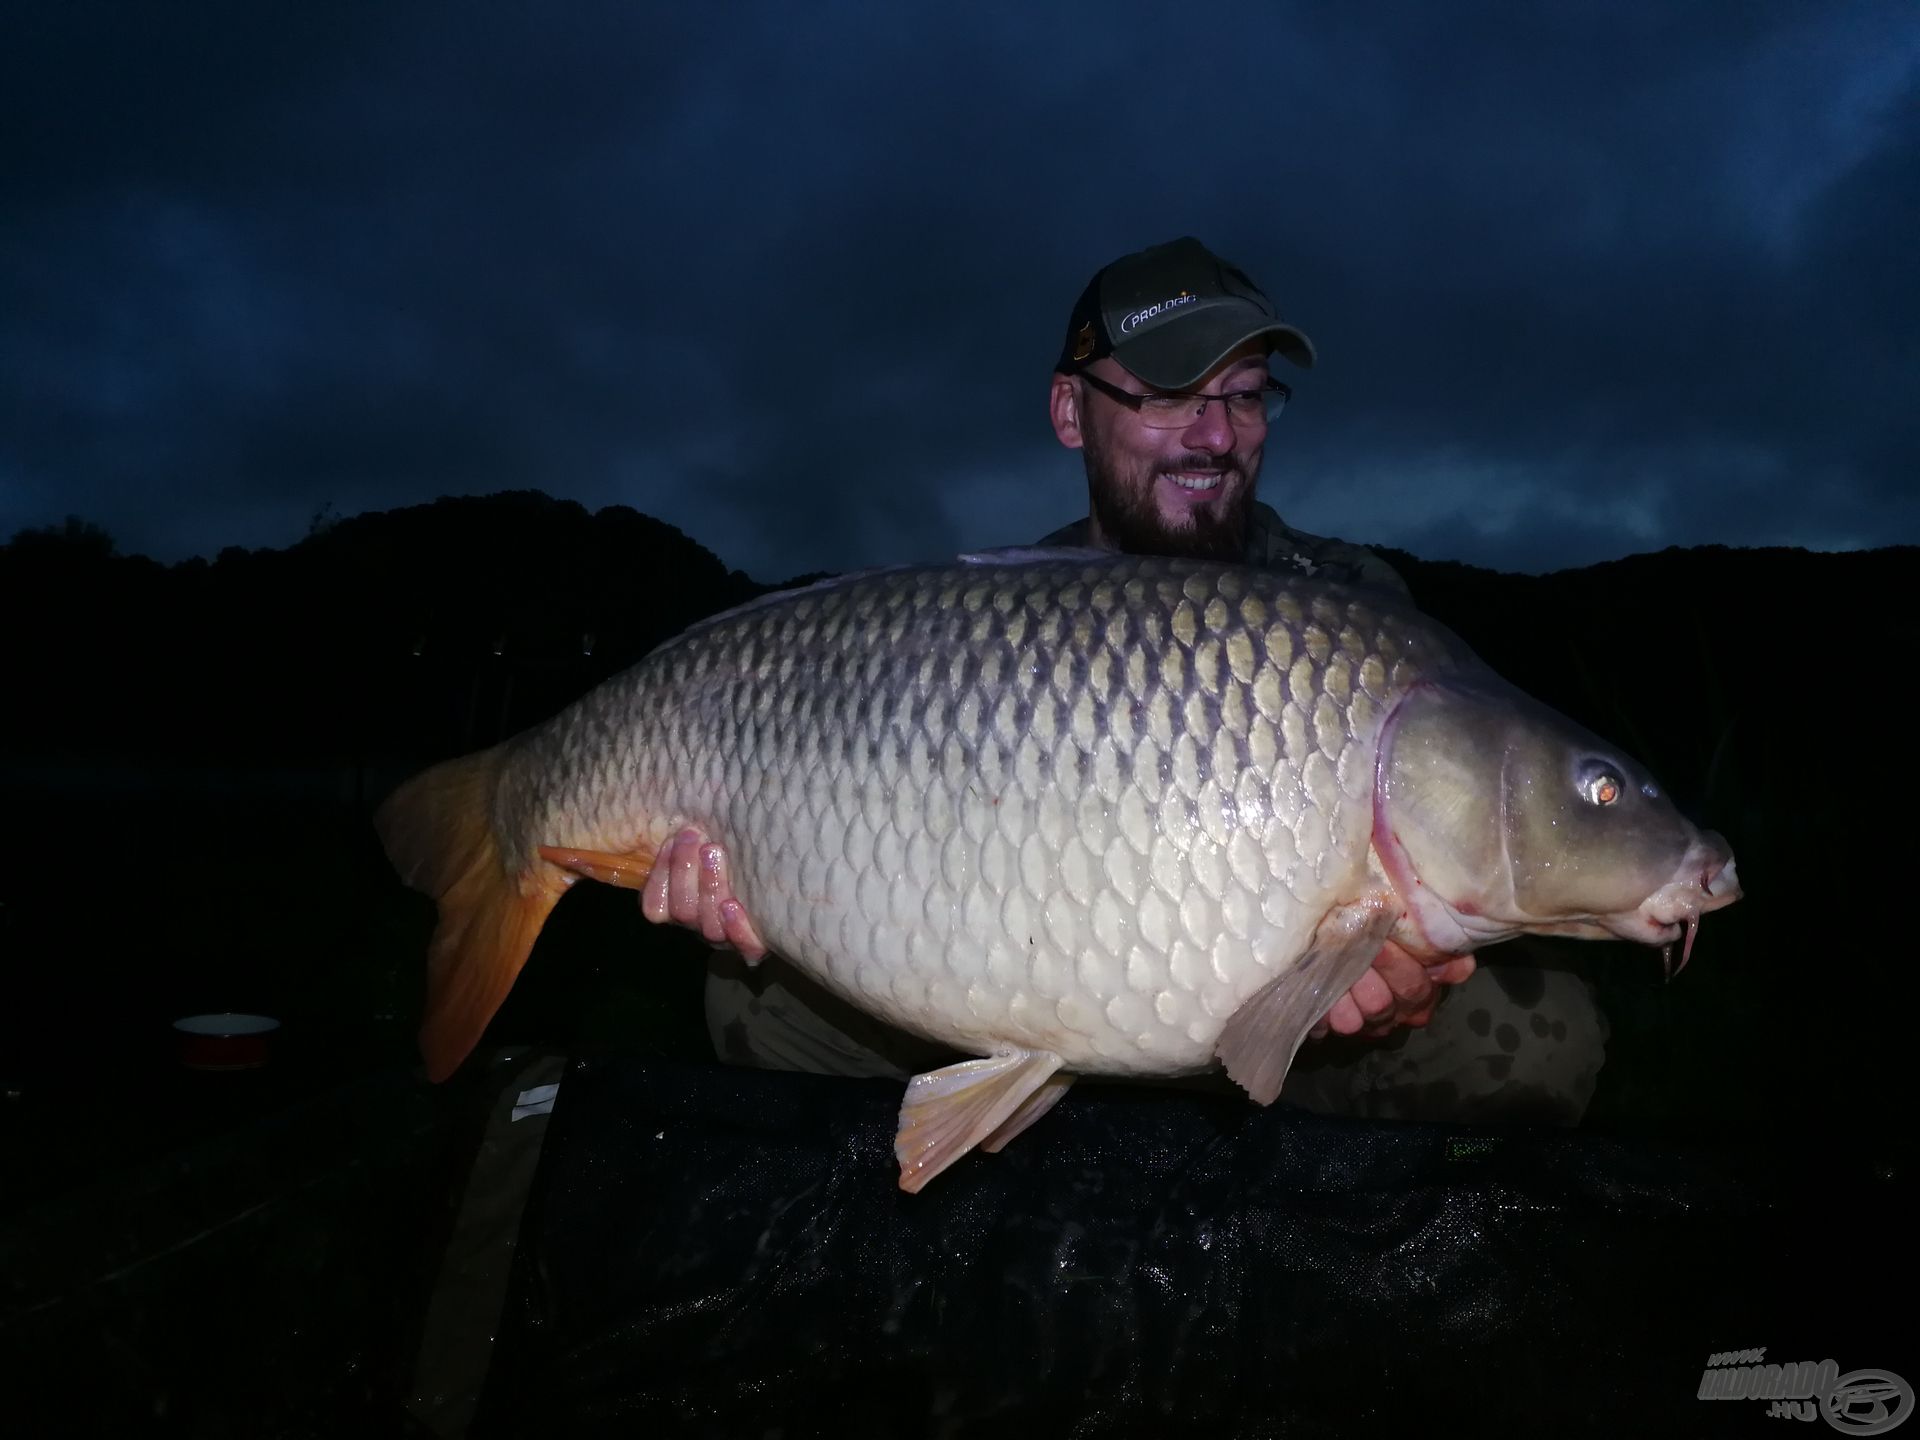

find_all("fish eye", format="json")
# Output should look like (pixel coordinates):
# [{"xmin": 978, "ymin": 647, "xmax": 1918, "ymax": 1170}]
[{"xmin": 1578, "ymin": 764, "xmax": 1623, "ymax": 806}]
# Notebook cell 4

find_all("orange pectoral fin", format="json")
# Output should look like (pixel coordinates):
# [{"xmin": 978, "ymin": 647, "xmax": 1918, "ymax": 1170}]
[{"xmin": 538, "ymin": 843, "xmax": 662, "ymax": 890}]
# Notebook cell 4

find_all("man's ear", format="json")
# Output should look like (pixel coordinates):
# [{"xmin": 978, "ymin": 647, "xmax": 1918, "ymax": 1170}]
[{"xmin": 1050, "ymin": 373, "xmax": 1085, "ymax": 450}]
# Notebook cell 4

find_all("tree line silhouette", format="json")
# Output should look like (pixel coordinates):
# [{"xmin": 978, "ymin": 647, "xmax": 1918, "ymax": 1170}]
[{"xmin": 3, "ymin": 489, "xmax": 1911, "ymax": 1142}]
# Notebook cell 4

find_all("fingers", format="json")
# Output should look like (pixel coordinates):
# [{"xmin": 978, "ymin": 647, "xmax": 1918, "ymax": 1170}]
[
  {"xmin": 699, "ymin": 842, "xmax": 768, "ymax": 962},
  {"xmin": 718, "ymin": 898, "xmax": 768, "ymax": 963},
  {"xmin": 1311, "ymin": 968, "xmax": 1390, "ymax": 1041},
  {"xmin": 1346, "ymin": 968, "xmax": 1398, "ymax": 1033},
  {"xmin": 1372, "ymin": 941, "xmax": 1431, "ymax": 1004},
  {"xmin": 1369, "ymin": 942, "xmax": 1437, "ymax": 1031},
  {"xmin": 638, "ymin": 826, "xmax": 768, "ymax": 961},
  {"xmin": 1425, "ymin": 956, "xmax": 1477, "ymax": 987},
  {"xmin": 696, "ymin": 842, "xmax": 729, "ymax": 944},
  {"xmin": 669, "ymin": 828, "xmax": 701, "ymax": 925},
  {"xmin": 640, "ymin": 828, "xmax": 713, "ymax": 929},
  {"xmin": 1312, "ymin": 942, "xmax": 1468, "ymax": 1044},
  {"xmin": 1320, "ymin": 991, "xmax": 1367, "ymax": 1037},
  {"xmin": 640, "ymin": 828, "xmax": 687, "ymax": 923}
]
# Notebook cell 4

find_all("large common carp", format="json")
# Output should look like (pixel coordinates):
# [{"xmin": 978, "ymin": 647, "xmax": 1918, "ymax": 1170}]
[{"xmin": 376, "ymin": 551, "xmax": 1739, "ymax": 1190}]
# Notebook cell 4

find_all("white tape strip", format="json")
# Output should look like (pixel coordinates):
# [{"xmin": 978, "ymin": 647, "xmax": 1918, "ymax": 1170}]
[{"xmin": 511, "ymin": 1082, "xmax": 560, "ymax": 1122}]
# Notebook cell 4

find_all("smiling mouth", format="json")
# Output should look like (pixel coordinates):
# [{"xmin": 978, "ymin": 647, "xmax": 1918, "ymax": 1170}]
[{"xmin": 1165, "ymin": 471, "xmax": 1226, "ymax": 492}]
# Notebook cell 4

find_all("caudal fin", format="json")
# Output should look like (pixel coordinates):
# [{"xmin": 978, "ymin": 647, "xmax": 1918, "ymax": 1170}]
[{"xmin": 374, "ymin": 746, "xmax": 570, "ymax": 1082}]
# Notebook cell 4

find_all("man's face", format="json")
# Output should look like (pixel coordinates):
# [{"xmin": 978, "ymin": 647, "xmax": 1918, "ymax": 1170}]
[{"xmin": 1072, "ymin": 340, "xmax": 1271, "ymax": 561}]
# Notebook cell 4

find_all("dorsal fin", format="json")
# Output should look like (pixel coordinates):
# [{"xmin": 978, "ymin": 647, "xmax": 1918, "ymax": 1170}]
[{"xmin": 956, "ymin": 545, "xmax": 1117, "ymax": 566}]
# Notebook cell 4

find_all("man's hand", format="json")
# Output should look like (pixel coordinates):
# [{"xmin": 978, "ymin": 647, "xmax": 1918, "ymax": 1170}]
[
  {"xmin": 641, "ymin": 827, "xmax": 768, "ymax": 963},
  {"xmin": 1306, "ymin": 940, "xmax": 1476, "ymax": 1041}
]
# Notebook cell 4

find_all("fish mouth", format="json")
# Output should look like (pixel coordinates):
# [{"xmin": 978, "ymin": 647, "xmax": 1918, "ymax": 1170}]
[{"xmin": 1614, "ymin": 836, "xmax": 1742, "ymax": 981}]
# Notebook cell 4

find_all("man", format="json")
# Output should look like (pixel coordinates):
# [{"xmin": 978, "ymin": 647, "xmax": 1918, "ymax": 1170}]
[{"xmin": 645, "ymin": 236, "xmax": 1609, "ymax": 1125}]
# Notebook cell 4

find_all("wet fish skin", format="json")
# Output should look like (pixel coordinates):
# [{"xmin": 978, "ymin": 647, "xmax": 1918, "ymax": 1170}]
[
  {"xmin": 377, "ymin": 551, "xmax": 1738, "ymax": 1189},
  {"xmin": 497, "ymin": 556, "xmax": 1469, "ymax": 1071}
]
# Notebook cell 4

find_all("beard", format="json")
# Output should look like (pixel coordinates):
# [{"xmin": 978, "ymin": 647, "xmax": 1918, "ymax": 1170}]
[{"xmin": 1085, "ymin": 450, "xmax": 1256, "ymax": 562}]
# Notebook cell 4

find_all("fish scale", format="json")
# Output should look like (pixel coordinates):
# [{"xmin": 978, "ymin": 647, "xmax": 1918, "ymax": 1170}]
[{"xmin": 494, "ymin": 555, "xmax": 1466, "ymax": 1075}]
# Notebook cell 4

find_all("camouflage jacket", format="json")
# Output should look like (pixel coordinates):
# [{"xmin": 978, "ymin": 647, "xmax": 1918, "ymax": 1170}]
[{"xmin": 1033, "ymin": 501, "xmax": 1410, "ymax": 595}]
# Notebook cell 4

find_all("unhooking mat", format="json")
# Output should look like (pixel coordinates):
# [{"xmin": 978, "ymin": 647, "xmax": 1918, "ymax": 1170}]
[{"xmin": 465, "ymin": 1057, "xmax": 1914, "ymax": 1439}]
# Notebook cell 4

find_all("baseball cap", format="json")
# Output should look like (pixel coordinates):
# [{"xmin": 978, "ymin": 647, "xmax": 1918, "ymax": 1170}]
[{"xmin": 1054, "ymin": 236, "xmax": 1316, "ymax": 388}]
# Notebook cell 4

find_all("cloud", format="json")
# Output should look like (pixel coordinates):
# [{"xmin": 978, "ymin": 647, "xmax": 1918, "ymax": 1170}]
[{"xmin": 1, "ymin": 1, "xmax": 1914, "ymax": 576}]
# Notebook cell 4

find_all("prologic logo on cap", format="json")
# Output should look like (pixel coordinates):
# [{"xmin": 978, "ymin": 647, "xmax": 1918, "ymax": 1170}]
[
  {"xmin": 1120, "ymin": 289, "xmax": 1196, "ymax": 335},
  {"xmin": 1072, "ymin": 322, "xmax": 1096, "ymax": 362}
]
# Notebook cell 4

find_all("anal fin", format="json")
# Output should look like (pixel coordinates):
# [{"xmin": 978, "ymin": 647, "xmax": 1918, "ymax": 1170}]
[
  {"xmin": 1216, "ymin": 899, "xmax": 1403, "ymax": 1105},
  {"xmin": 538, "ymin": 844, "xmax": 661, "ymax": 889},
  {"xmin": 894, "ymin": 1050, "xmax": 1064, "ymax": 1193}
]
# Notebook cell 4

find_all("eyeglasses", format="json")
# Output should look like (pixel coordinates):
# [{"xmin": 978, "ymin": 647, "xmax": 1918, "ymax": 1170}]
[{"xmin": 1078, "ymin": 370, "xmax": 1291, "ymax": 431}]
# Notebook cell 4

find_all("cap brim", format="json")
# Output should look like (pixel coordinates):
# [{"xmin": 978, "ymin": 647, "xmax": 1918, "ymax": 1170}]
[{"xmin": 1118, "ymin": 313, "xmax": 1317, "ymax": 389}]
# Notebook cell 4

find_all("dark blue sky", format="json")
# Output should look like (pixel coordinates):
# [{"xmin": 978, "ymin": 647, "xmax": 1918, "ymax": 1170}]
[{"xmin": 3, "ymin": 2, "xmax": 1915, "ymax": 580}]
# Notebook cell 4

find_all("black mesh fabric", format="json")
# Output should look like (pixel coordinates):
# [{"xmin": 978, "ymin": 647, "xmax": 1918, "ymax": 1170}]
[{"xmin": 473, "ymin": 1057, "xmax": 1912, "ymax": 1438}]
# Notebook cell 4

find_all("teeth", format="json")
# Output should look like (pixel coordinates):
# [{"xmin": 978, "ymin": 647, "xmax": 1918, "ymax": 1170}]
[{"xmin": 1168, "ymin": 473, "xmax": 1223, "ymax": 492}]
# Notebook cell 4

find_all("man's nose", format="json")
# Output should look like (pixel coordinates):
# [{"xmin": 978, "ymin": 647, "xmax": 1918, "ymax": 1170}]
[{"xmin": 1181, "ymin": 398, "xmax": 1236, "ymax": 453}]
